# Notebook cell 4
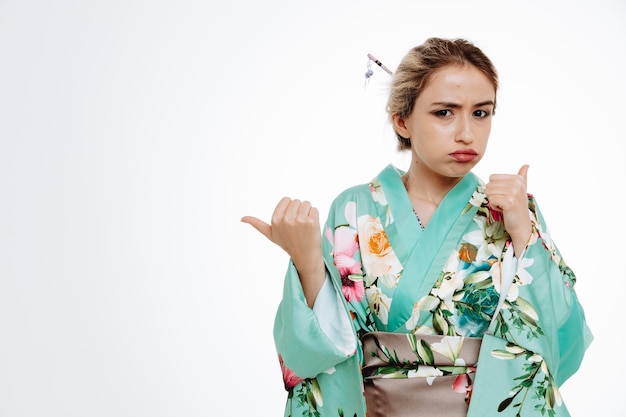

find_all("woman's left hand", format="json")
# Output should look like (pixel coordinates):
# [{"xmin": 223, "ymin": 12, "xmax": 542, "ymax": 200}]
[{"xmin": 485, "ymin": 164, "xmax": 532, "ymax": 256}]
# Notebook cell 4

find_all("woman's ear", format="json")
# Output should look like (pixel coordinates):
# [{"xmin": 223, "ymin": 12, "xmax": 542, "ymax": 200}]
[{"xmin": 391, "ymin": 113, "xmax": 411, "ymax": 139}]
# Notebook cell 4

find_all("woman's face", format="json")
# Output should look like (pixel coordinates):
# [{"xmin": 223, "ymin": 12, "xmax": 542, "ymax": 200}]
[{"xmin": 393, "ymin": 64, "xmax": 496, "ymax": 180}]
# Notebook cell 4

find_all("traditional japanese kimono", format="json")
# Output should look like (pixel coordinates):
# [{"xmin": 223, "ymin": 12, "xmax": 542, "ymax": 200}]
[{"xmin": 274, "ymin": 164, "xmax": 592, "ymax": 417}]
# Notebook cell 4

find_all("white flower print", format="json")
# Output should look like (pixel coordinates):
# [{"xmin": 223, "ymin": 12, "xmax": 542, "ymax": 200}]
[
  {"xmin": 432, "ymin": 272, "xmax": 464, "ymax": 311},
  {"xmin": 469, "ymin": 186, "xmax": 487, "ymax": 208},
  {"xmin": 463, "ymin": 216, "xmax": 507, "ymax": 263},
  {"xmin": 430, "ymin": 336, "xmax": 466, "ymax": 366},
  {"xmin": 407, "ymin": 365, "xmax": 444, "ymax": 380},
  {"xmin": 358, "ymin": 215, "xmax": 403, "ymax": 279},
  {"xmin": 369, "ymin": 181, "xmax": 388, "ymax": 206},
  {"xmin": 515, "ymin": 256, "xmax": 535, "ymax": 286},
  {"xmin": 365, "ymin": 286, "xmax": 392, "ymax": 325},
  {"xmin": 405, "ymin": 295, "xmax": 440, "ymax": 331},
  {"xmin": 491, "ymin": 255, "xmax": 536, "ymax": 303}
]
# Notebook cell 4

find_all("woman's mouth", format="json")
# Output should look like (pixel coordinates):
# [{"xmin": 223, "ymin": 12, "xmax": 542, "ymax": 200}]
[{"xmin": 449, "ymin": 150, "xmax": 478, "ymax": 162}]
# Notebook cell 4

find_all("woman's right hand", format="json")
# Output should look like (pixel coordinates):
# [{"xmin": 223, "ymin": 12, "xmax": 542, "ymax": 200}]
[{"xmin": 241, "ymin": 197, "xmax": 326, "ymax": 307}]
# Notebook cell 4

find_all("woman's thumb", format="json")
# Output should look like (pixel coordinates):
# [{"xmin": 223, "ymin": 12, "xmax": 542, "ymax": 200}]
[{"xmin": 241, "ymin": 216, "xmax": 273, "ymax": 241}]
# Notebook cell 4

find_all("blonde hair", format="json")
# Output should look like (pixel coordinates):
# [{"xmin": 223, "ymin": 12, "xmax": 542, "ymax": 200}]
[{"xmin": 387, "ymin": 38, "xmax": 499, "ymax": 150}]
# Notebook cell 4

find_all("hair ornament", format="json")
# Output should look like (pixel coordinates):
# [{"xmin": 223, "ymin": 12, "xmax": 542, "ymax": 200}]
[
  {"xmin": 367, "ymin": 53, "xmax": 393, "ymax": 76},
  {"xmin": 364, "ymin": 53, "xmax": 393, "ymax": 88},
  {"xmin": 365, "ymin": 62, "xmax": 374, "ymax": 78}
]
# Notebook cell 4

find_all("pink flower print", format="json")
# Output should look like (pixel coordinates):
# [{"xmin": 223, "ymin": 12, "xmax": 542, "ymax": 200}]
[
  {"xmin": 333, "ymin": 226, "xmax": 364, "ymax": 302},
  {"xmin": 278, "ymin": 354, "xmax": 303, "ymax": 390},
  {"xmin": 333, "ymin": 226, "xmax": 359, "ymax": 259},
  {"xmin": 452, "ymin": 368, "xmax": 475, "ymax": 403},
  {"xmin": 341, "ymin": 276, "xmax": 365, "ymax": 302},
  {"xmin": 335, "ymin": 250, "xmax": 362, "ymax": 281}
]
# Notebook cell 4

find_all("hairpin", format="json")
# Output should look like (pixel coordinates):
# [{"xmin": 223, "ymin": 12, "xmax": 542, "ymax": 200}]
[
  {"xmin": 366, "ymin": 53, "xmax": 393, "ymax": 76},
  {"xmin": 364, "ymin": 53, "xmax": 393, "ymax": 88}
]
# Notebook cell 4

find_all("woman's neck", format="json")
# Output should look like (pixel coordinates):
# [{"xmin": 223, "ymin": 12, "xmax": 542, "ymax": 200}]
[{"xmin": 402, "ymin": 166, "xmax": 463, "ymax": 206}]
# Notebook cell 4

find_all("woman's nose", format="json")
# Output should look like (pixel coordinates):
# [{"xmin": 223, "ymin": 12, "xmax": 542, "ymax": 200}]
[{"xmin": 455, "ymin": 115, "xmax": 474, "ymax": 143}]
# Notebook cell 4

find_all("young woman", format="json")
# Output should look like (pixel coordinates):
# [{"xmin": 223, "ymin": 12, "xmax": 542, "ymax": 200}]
[{"xmin": 242, "ymin": 37, "xmax": 592, "ymax": 417}]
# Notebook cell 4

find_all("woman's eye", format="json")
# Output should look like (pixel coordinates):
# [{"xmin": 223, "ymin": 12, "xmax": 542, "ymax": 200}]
[
  {"xmin": 434, "ymin": 109, "xmax": 452, "ymax": 117},
  {"xmin": 473, "ymin": 109, "xmax": 490, "ymax": 118}
]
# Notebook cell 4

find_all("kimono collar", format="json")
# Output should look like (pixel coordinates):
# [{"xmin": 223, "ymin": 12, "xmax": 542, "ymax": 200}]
[
  {"xmin": 377, "ymin": 164, "xmax": 480, "ymax": 331},
  {"xmin": 377, "ymin": 164, "xmax": 478, "ymax": 255}
]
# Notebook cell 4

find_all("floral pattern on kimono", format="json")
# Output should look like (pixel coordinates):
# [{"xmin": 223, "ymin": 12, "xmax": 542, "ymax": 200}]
[{"xmin": 273, "ymin": 164, "xmax": 592, "ymax": 417}]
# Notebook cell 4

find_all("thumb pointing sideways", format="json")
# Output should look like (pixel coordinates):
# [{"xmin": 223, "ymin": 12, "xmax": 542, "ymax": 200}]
[
  {"xmin": 241, "ymin": 216, "xmax": 273, "ymax": 242},
  {"xmin": 518, "ymin": 164, "xmax": 529, "ymax": 185}
]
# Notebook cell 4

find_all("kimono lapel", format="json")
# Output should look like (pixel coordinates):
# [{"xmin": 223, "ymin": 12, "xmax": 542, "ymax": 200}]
[{"xmin": 377, "ymin": 165, "xmax": 480, "ymax": 332}]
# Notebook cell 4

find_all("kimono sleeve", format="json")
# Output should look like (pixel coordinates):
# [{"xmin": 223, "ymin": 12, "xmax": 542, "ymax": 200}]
[
  {"xmin": 469, "ymin": 197, "xmax": 593, "ymax": 416},
  {"xmin": 555, "ymin": 290, "xmax": 593, "ymax": 385},
  {"xmin": 513, "ymin": 196, "xmax": 593, "ymax": 384},
  {"xmin": 272, "ymin": 196, "xmax": 359, "ymax": 381}
]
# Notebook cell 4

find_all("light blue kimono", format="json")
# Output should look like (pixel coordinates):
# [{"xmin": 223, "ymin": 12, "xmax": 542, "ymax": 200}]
[{"xmin": 274, "ymin": 164, "xmax": 593, "ymax": 417}]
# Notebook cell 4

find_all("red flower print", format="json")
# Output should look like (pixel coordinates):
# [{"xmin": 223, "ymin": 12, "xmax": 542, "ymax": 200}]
[
  {"xmin": 452, "ymin": 369, "xmax": 475, "ymax": 403},
  {"xmin": 278, "ymin": 354, "xmax": 303, "ymax": 390},
  {"xmin": 486, "ymin": 202, "xmax": 504, "ymax": 223}
]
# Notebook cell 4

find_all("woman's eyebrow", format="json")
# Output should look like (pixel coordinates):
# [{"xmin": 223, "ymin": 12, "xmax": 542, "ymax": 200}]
[
  {"xmin": 431, "ymin": 100, "xmax": 494, "ymax": 108},
  {"xmin": 475, "ymin": 100, "xmax": 495, "ymax": 107},
  {"xmin": 431, "ymin": 101, "xmax": 461, "ymax": 108}
]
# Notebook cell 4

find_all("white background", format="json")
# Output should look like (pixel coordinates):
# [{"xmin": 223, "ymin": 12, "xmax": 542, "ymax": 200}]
[{"xmin": 0, "ymin": 0, "xmax": 624, "ymax": 416}]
